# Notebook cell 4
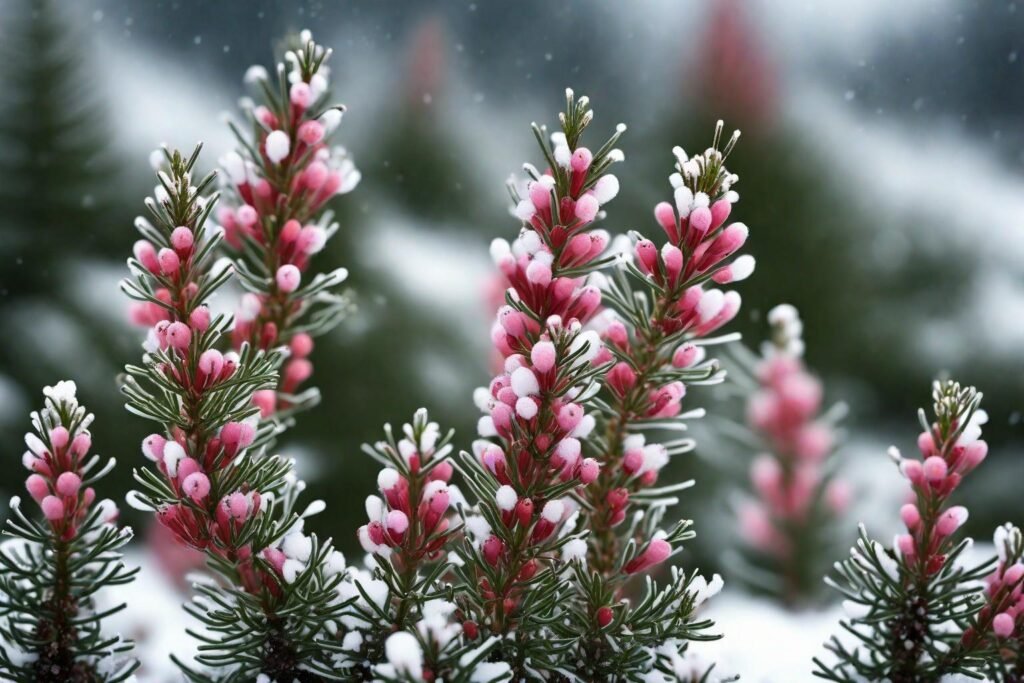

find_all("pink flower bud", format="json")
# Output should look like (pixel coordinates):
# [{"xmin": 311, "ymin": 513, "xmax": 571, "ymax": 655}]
[
  {"xmin": 253, "ymin": 389, "xmax": 276, "ymax": 418},
  {"xmin": 50, "ymin": 427, "xmax": 69, "ymax": 450},
  {"xmin": 689, "ymin": 206, "xmax": 713, "ymax": 237},
  {"xmin": 158, "ymin": 248, "xmax": 180, "ymax": 275},
  {"xmin": 290, "ymin": 333, "xmax": 314, "ymax": 358},
  {"xmin": 672, "ymin": 343, "xmax": 701, "ymax": 368},
  {"xmin": 635, "ymin": 239, "xmax": 658, "ymax": 275},
  {"xmin": 276, "ymin": 265, "xmax": 301, "ymax": 293},
  {"xmin": 575, "ymin": 194, "xmax": 599, "ymax": 222},
  {"xmin": 624, "ymin": 538, "xmax": 671, "ymax": 574},
  {"xmin": 923, "ymin": 456, "xmax": 948, "ymax": 483},
  {"xmin": 661, "ymin": 243, "xmax": 683, "ymax": 282},
  {"xmin": 134, "ymin": 240, "xmax": 160, "ymax": 273},
  {"xmin": 498, "ymin": 306, "xmax": 526, "ymax": 338},
  {"xmin": 387, "ymin": 509, "xmax": 409, "ymax": 536},
  {"xmin": 41, "ymin": 495, "xmax": 65, "ymax": 521},
  {"xmin": 900, "ymin": 503, "xmax": 921, "ymax": 530},
  {"xmin": 297, "ymin": 225, "xmax": 327, "ymax": 254},
  {"xmin": 654, "ymin": 202, "xmax": 677, "ymax": 240},
  {"xmin": 297, "ymin": 120, "xmax": 325, "ymax": 145},
  {"xmin": 993, "ymin": 613, "xmax": 1015, "ymax": 638},
  {"xmin": 189, "ymin": 306, "xmax": 211, "ymax": 332},
  {"xmin": 901, "ymin": 459, "xmax": 924, "ymax": 485},
  {"xmin": 165, "ymin": 322, "xmax": 191, "ymax": 351},
  {"xmin": 531, "ymin": 341, "xmax": 557, "ymax": 374},
  {"xmin": 917, "ymin": 431, "xmax": 935, "ymax": 456},
  {"xmin": 70, "ymin": 433, "xmax": 91, "ymax": 458},
  {"xmin": 227, "ymin": 492, "xmax": 251, "ymax": 520},
  {"xmin": 709, "ymin": 199, "xmax": 732, "ymax": 229},
  {"xmin": 289, "ymin": 82, "xmax": 312, "ymax": 108},
  {"xmin": 198, "ymin": 349, "xmax": 225, "ymax": 377},
  {"xmin": 1003, "ymin": 563, "xmax": 1024, "ymax": 586},
  {"xmin": 482, "ymin": 535, "xmax": 504, "ymax": 566},
  {"xmin": 579, "ymin": 458, "xmax": 600, "ymax": 484},
  {"xmin": 557, "ymin": 403, "xmax": 583, "ymax": 433},
  {"xmin": 570, "ymin": 147, "xmax": 593, "ymax": 173},
  {"xmin": 170, "ymin": 226, "xmax": 194, "ymax": 252},
  {"xmin": 622, "ymin": 449, "xmax": 644, "ymax": 475},
  {"xmin": 55, "ymin": 472, "xmax": 81, "ymax": 497},
  {"xmin": 25, "ymin": 474, "xmax": 49, "ymax": 503},
  {"xmin": 606, "ymin": 362, "xmax": 637, "ymax": 398},
  {"xmin": 962, "ymin": 441, "xmax": 987, "ymax": 469},
  {"xmin": 182, "ymin": 472, "xmax": 211, "ymax": 502},
  {"xmin": 897, "ymin": 533, "xmax": 916, "ymax": 557},
  {"xmin": 142, "ymin": 434, "xmax": 166, "ymax": 462},
  {"xmin": 526, "ymin": 259, "xmax": 552, "ymax": 287},
  {"xmin": 936, "ymin": 506, "xmax": 968, "ymax": 536},
  {"xmin": 428, "ymin": 488, "xmax": 450, "ymax": 515}
]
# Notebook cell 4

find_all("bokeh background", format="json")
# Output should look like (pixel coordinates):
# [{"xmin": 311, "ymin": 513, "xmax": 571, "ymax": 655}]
[{"xmin": 1, "ymin": 0, "xmax": 1023, "ymax": 676}]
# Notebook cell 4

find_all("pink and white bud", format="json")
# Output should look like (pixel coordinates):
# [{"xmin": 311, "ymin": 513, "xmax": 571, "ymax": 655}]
[
  {"xmin": 165, "ymin": 322, "xmax": 191, "ymax": 351},
  {"xmin": 579, "ymin": 458, "xmax": 600, "ymax": 484},
  {"xmin": 276, "ymin": 265, "xmax": 301, "ymax": 293},
  {"xmin": 575, "ymin": 194, "xmax": 599, "ymax": 222},
  {"xmin": 993, "ymin": 613, "xmax": 1016, "ymax": 638},
  {"xmin": 624, "ymin": 538, "xmax": 671, "ymax": 574},
  {"xmin": 923, "ymin": 456, "xmax": 948, "ymax": 483},
  {"xmin": 182, "ymin": 472, "xmax": 211, "ymax": 502},
  {"xmin": 936, "ymin": 506, "xmax": 968, "ymax": 537},
  {"xmin": 158, "ymin": 248, "xmax": 180, "ymax": 275},
  {"xmin": 170, "ymin": 226, "xmax": 194, "ymax": 252},
  {"xmin": 531, "ymin": 341, "xmax": 557, "ymax": 373}
]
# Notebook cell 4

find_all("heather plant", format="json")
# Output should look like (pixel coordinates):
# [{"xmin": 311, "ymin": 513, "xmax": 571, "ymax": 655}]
[
  {"xmin": 118, "ymin": 30, "xmax": 358, "ymax": 681},
  {"xmin": 0, "ymin": 382, "xmax": 137, "ymax": 682},
  {"xmin": 336, "ymin": 90, "xmax": 748, "ymax": 682},
  {"xmin": 728, "ymin": 304, "xmax": 850, "ymax": 605},
  {"xmin": 815, "ymin": 380, "xmax": 1020, "ymax": 681}
]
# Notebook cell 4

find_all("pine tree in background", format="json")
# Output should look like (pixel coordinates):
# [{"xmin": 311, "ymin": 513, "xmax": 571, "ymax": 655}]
[
  {"xmin": 814, "ymin": 380, "xmax": 1010, "ymax": 681},
  {"xmin": 0, "ymin": 382, "xmax": 136, "ymax": 682},
  {"xmin": 0, "ymin": 0, "xmax": 136, "ymax": 473}
]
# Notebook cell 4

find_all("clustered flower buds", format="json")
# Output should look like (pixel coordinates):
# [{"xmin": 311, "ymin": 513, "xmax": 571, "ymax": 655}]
[
  {"xmin": 118, "ymin": 32, "xmax": 355, "ymax": 681},
  {"xmin": 581, "ymin": 119, "xmax": 751, "ymax": 582},
  {"xmin": 22, "ymin": 381, "xmax": 115, "ymax": 538},
  {"xmin": 891, "ymin": 381, "xmax": 988, "ymax": 575},
  {"xmin": 220, "ymin": 29, "xmax": 359, "ymax": 419},
  {"xmin": 737, "ymin": 305, "xmax": 849, "ymax": 602},
  {"xmin": 817, "ymin": 380, "xmax": 1019, "ymax": 682},
  {"xmin": 1, "ymin": 383, "xmax": 135, "ymax": 680}
]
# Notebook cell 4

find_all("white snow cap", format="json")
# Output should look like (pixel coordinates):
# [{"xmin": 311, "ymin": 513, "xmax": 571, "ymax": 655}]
[
  {"xmin": 561, "ymin": 538, "xmax": 587, "ymax": 563},
  {"xmin": 384, "ymin": 631, "xmax": 423, "ymax": 678},
  {"xmin": 265, "ymin": 130, "xmax": 291, "ymax": 164},
  {"xmin": 542, "ymin": 499, "xmax": 565, "ymax": 523},
  {"xmin": 495, "ymin": 485, "xmax": 518, "ymax": 511}
]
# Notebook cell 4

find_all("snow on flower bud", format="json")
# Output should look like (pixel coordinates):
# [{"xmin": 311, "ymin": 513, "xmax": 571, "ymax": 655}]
[
  {"xmin": 189, "ymin": 305, "xmax": 211, "ymax": 332},
  {"xmin": 531, "ymin": 341, "xmax": 556, "ymax": 373},
  {"xmin": 541, "ymin": 499, "xmax": 565, "ymax": 523},
  {"xmin": 142, "ymin": 434, "xmax": 166, "ymax": 462},
  {"xmin": 170, "ymin": 226, "xmax": 194, "ymax": 252},
  {"xmin": 265, "ymin": 130, "xmax": 291, "ymax": 164},
  {"xmin": 672, "ymin": 343, "xmax": 704, "ymax": 368},
  {"xmin": 298, "ymin": 225, "xmax": 328, "ymax": 254},
  {"xmin": 578, "ymin": 457, "xmax": 600, "ymax": 484},
  {"xmin": 165, "ymin": 322, "xmax": 191, "ymax": 351},
  {"xmin": 276, "ymin": 264, "xmax": 301, "ymax": 293},
  {"xmin": 134, "ymin": 240, "xmax": 160, "ymax": 273},
  {"xmin": 182, "ymin": 472, "xmax": 211, "ymax": 501},
  {"xmin": 516, "ymin": 396, "xmax": 538, "ymax": 419},
  {"xmin": 386, "ymin": 509, "xmax": 409, "ymax": 536},
  {"xmin": 575, "ymin": 194, "xmax": 599, "ymax": 222},
  {"xmin": 496, "ymin": 485, "xmax": 518, "ymax": 512},
  {"xmin": 510, "ymin": 366, "xmax": 540, "ymax": 397},
  {"xmin": 593, "ymin": 175, "xmax": 619, "ymax": 204},
  {"xmin": 198, "ymin": 349, "xmax": 224, "ymax": 377},
  {"xmin": 936, "ymin": 505, "xmax": 968, "ymax": 536}
]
